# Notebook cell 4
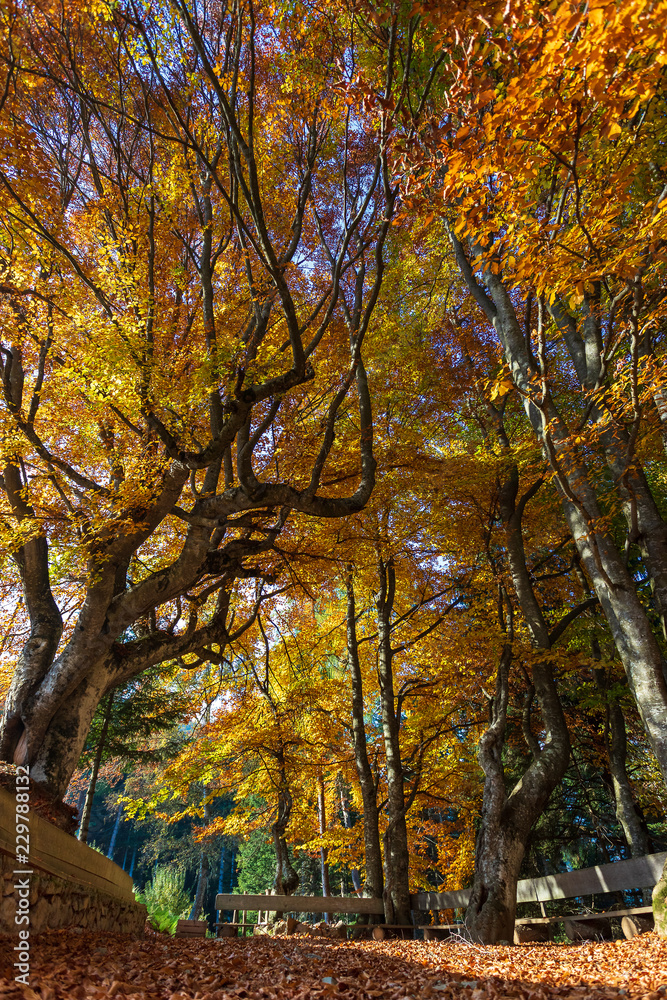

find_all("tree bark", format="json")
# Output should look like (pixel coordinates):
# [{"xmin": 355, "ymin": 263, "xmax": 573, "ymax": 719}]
[
  {"xmin": 271, "ymin": 777, "xmax": 299, "ymax": 898},
  {"xmin": 595, "ymin": 669, "xmax": 652, "ymax": 859},
  {"xmin": 548, "ymin": 291, "xmax": 667, "ymax": 640},
  {"xmin": 465, "ymin": 642, "xmax": 516, "ymax": 943},
  {"xmin": 465, "ymin": 647, "xmax": 571, "ymax": 942},
  {"xmin": 346, "ymin": 569, "xmax": 384, "ymax": 902},
  {"xmin": 376, "ymin": 556, "xmax": 412, "ymax": 927}
]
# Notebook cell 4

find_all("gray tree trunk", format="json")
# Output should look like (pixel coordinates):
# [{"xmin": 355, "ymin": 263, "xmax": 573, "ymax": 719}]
[
  {"xmin": 345, "ymin": 570, "xmax": 384, "ymax": 902},
  {"xmin": 376, "ymin": 557, "xmax": 412, "ymax": 927},
  {"xmin": 594, "ymin": 669, "xmax": 651, "ymax": 859},
  {"xmin": 77, "ymin": 691, "xmax": 114, "ymax": 844},
  {"xmin": 464, "ymin": 456, "xmax": 570, "ymax": 943}
]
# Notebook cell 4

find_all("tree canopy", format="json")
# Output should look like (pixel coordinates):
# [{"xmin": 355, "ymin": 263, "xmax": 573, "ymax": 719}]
[{"xmin": 1, "ymin": 0, "xmax": 667, "ymax": 947}]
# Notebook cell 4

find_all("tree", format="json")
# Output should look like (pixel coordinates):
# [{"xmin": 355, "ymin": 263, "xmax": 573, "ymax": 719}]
[
  {"xmin": 404, "ymin": 0, "xmax": 667, "ymax": 785},
  {"xmin": 0, "ymin": 0, "xmax": 404, "ymax": 798}
]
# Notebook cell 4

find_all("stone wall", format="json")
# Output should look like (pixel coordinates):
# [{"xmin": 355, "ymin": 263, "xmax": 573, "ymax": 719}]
[
  {"xmin": 1, "ymin": 850, "xmax": 146, "ymax": 934},
  {"xmin": 0, "ymin": 853, "xmax": 146, "ymax": 935}
]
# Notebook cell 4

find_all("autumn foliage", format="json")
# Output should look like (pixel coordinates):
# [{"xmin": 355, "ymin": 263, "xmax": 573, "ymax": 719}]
[{"xmin": 1, "ymin": 0, "xmax": 667, "ymax": 957}]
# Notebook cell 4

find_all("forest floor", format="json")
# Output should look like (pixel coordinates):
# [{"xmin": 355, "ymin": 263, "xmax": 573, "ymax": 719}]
[{"xmin": 1, "ymin": 930, "xmax": 666, "ymax": 1000}]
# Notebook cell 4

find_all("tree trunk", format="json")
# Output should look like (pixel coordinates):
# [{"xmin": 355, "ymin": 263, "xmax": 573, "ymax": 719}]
[
  {"xmin": 317, "ymin": 774, "xmax": 332, "ymax": 921},
  {"xmin": 376, "ymin": 557, "xmax": 412, "ymax": 927},
  {"xmin": 27, "ymin": 665, "xmax": 118, "ymax": 798},
  {"xmin": 271, "ymin": 777, "xmax": 299, "ymax": 898},
  {"xmin": 189, "ymin": 785, "xmax": 211, "ymax": 921},
  {"xmin": 121, "ymin": 836, "xmax": 130, "ymax": 870},
  {"xmin": 465, "ymin": 648, "xmax": 570, "ymax": 942},
  {"xmin": 654, "ymin": 857, "xmax": 667, "ymax": 938},
  {"xmin": 339, "ymin": 783, "xmax": 362, "ymax": 892},
  {"xmin": 106, "ymin": 801, "xmax": 124, "ymax": 860},
  {"xmin": 548, "ymin": 291, "xmax": 667, "ymax": 642},
  {"xmin": 189, "ymin": 851, "xmax": 210, "ymax": 922},
  {"xmin": 465, "ymin": 458, "xmax": 570, "ymax": 943},
  {"xmin": 346, "ymin": 569, "xmax": 384, "ymax": 902},
  {"xmin": 77, "ymin": 691, "xmax": 114, "ymax": 844},
  {"xmin": 595, "ymin": 669, "xmax": 652, "ymax": 859},
  {"xmin": 465, "ymin": 644, "xmax": 518, "ymax": 943}
]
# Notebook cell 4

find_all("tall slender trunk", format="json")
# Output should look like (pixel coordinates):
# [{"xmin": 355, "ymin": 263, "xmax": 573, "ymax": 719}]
[
  {"xmin": 465, "ymin": 460, "xmax": 570, "ymax": 943},
  {"xmin": 376, "ymin": 556, "xmax": 412, "ymax": 927},
  {"xmin": 189, "ymin": 785, "xmax": 211, "ymax": 921},
  {"xmin": 72, "ymin": 782, "xmax": 87, "ymax": 835},
  {"xmin": 594, "ymin": 668, "xmax": 652, "ymax": 859},
  {"xmin": 317, "ymin": 774, "xmax": 332, "ymax": 921},
  {"xmin": 345, "ymin": 569, "xmax": 384, "ymax": 902},
  {"xmin": 551, "ymin": 291, "xmax": 667, "ymax": 641},
  {"xmin": 77, "ymin": 691, "xmax": 114, "ymax": 844},
  {"xmin": 106, "ymin": 801, "xmax": 124, "ymax": 860},
  {"xmin": 339, "ymin": 783, "xmax": 362, "ymax": 892}
]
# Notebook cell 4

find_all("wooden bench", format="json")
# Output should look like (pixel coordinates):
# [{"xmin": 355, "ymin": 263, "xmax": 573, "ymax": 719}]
[
  {"xmin": 413, "ymin": 851, "xmax": 667, "ymax": 943},
  {"xmin": 215, "ymin": 892, "xmax": 386, "ymax": 939}
]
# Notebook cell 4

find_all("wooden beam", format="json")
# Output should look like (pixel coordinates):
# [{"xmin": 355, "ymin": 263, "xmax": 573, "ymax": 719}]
[
  {"xmin": 515, "ymin": 852, "xmax": 667, "ymax": 904},
  {"xmin": 215, "ymin": 894, "xmax": 384, "ymax": 915},
  {"xmin": 0, "ymin": 787, "xmax": 137, "ymax": 903},
  {"xmin": 413, "ymin": 889, "xmax": 470, "ymax": 910}
]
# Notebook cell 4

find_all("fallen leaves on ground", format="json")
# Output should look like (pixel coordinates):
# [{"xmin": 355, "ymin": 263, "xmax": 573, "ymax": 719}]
[{"xmin": 1, "ymin": 930, "xmax": 666, "ymax": 999}]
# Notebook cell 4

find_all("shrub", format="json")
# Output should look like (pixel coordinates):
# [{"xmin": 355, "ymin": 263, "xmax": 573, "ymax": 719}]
[{"xmin": 137, "ymin": 865, "xmax": 192, "ymax": 935}]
